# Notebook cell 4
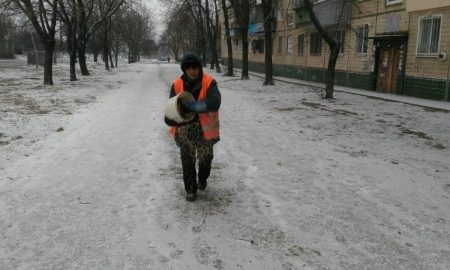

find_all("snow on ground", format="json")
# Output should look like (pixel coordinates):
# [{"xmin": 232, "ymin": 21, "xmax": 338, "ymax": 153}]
[
  {"xmin": 0, "ymin": 59, "xmax": 126, "ymax": 170},
  {"xmin": 239, "ymin": 69, "xmax": 450, "ymax": 112},
  {"xmin": 0, "ymin": 61, "xmax": 449, "ymax": 269}
]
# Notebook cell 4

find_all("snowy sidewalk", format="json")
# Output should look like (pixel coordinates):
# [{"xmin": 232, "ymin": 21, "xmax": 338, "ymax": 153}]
[
  {"xmin": 231, "ymin": 67, "xmax": 450, "ymax": 111},
  {"xmin": 1, "ymin": 62, "xmax": 449, "ymax": 269}
]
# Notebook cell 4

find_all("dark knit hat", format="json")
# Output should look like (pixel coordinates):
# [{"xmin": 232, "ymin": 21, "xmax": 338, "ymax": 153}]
[{"xmin": 181, "ymin": 52, "xmax": 202, "ymax": 72}]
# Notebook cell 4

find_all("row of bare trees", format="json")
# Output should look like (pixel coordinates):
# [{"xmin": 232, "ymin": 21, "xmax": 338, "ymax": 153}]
[
  {"xmin": 224, "ymin": 0, "xmax": 351, "ymax": 99},
  {"xmin": 206, "ymin": 0, "xmax": 349, "ymax": 98},
  {"xmin": 162, "ymin": 0, "xmax": 273, "ymax": 81},
  {"xmin": 0, "ymin": 0, "xmax": 155, "ymax": 85},
  {"xmin": 161, "ymin": 0, "xmax": 222, "ymax": 73},
  {"xmin": 161, "ymin": 0, "xmax": 275, "ymax": 80}
]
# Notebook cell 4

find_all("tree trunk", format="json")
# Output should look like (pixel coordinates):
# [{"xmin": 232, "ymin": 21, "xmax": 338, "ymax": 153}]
[
  {"xmin": 104, "ymin": 48, "xmax": 110, "ymax": 70},
  {"xmin": 78, "ymin": 45, "xmax": 90, "ymax": 75},
  {"xmin": 263, "ymin": 27, "xmax": 274, "ymax": 85},
  {"xmin": 214, "ymin": 41, "xmax": 222, "ymax": 73},
  {"xmin": 69, "ymin": 44, "xmax": 77, "ymax": 81},
  {"xmin": 103, "ymin": 27, "xmax": 110, "ymax": 70},
  {"xmin": 213, "ymin": 0, "xmax": 222, "ymax": 73},
  {"xmin": 262, "ymin": 0, "xmax": 274, "ymax": 85},
  {"xmin": 174, "ymin": 51, "xmax": 179, "ymax": 62},
  {"xmin": 114, "ymin": 48, "xmax": 118, "ymax": 67},
  {"xmin": 65, "ymin": 27, "xmax": 77, "ymax": 81},
  {"xmin": 304, "ymin": 0, "xmax": 340, "ymax": 99},
  {"xmin": 43, "ymin": 41, "xmax": 56, "ymax": 85},
  {"xmin": 205, "ymin": 0, "xmax": 216, "ymax": 71},
  {"xmin": 241, "ymin": 27, "xmax": 249, "ymax": 80},
  {"xmin": 221, "ymin": 0, "xmax": 233, "ymax": 76},
  {"xmin": 109, "ymin": 48, "xmax": 114, "ymax": 68},
  {"xmin": 196, "ymin": 0, "xmax": 207, "ymax": 67},
  {"xmin": 212, "ymin": 40, "xmax": 220, "ymax": 73},
  {"xmin": 93, "ymin": 51, "xmax": 99, "ymax": 62},
  {"xmin": 325, "ymin": 44, "xmax": 340, "ymax": 99}
]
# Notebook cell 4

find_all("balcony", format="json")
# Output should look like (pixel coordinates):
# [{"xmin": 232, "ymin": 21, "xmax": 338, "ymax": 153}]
[
  {"xmin": 248, "ymin": 4, "xmax": 276, "ymax": 36},
  {"xmin": 249, "ymin": 22, "xmax": 264, "ymax": 35},
  {"xmin": 294, "ymin": 0, "xmax": 351, "ymax": 27}
]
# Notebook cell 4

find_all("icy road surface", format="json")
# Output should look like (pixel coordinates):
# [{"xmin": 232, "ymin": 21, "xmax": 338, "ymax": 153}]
[{"xmin": 1, "ymin": 62, "xmax": 449, "ymax": 269}]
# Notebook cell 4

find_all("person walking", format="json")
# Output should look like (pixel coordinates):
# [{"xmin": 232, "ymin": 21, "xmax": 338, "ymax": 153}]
[{"xmin": 164, "ymin": 52, "xmax": 221, "ymax": 202}]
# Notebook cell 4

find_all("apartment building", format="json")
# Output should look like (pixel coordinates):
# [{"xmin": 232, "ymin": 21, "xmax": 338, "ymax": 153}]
[
  {"xmin": 221, "ymin": 0, "xmax": 450, "ymax": 101},
  {"xmin": 405, "ymin": 0, "xmax": 450, "ymax": 100}
]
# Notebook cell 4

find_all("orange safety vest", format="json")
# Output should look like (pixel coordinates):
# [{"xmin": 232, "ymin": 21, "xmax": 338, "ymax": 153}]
[{"xmin": 169, "ymin": 73, "xmax": 220, "ymax": 140}]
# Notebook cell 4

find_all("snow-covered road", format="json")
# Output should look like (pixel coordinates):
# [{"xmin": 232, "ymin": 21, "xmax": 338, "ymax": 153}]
[{"xmin": 1, "ymin": 62, "xmax": 449, "ymax": 269}]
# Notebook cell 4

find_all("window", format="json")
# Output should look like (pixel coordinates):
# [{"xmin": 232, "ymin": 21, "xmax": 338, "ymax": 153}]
[
  {"xmin": 277, "ymin": 1, "xmax": 284, "ymax": 21},
  {"xmin": 297, "ymin": 34, "xmax": 304, "ymax": 56},
  {"xmin": 333, "ymin": 30, "xmax": 345, "ymax": 53},
  {"xmin": 386, "ymin": 0, "xmax": 402, "ymax": 6},
  {"xmin": 287, "ymin": 14, "xmax": 294, "ymax": 27},
  {"xmin": 310, "ymin": 33, "xmax": 322, "ymax": 55},
  {"xmin": 287, "ymin": 35, "xmax": 293, "ymax": 54},
  {"xmin": 417, "ymin": 16, "xmax": 441, "ymax": 55},
  {"xmin": 278, "ymin": 36, "xmax": 283, "ymax": 53},
  {"xmin": 356, "ymin": 25, "xmax": 368, "ymax": 53},
  {"xmin": 252, "ymin": 39, "xmax": 265, "ymax": 54}
]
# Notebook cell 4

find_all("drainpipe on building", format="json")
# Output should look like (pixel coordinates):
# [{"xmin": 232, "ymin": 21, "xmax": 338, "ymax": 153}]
[
  {"xmin": 445, "ymin": 54, "xmax": 450, "ymax": 101},
  {"xmin": 346, "ymin": 25, "xmax": 350, "ymax": 87},
  {"xmin": 402, "ymin": 12, "xmax": 412, "ymax": 96}
]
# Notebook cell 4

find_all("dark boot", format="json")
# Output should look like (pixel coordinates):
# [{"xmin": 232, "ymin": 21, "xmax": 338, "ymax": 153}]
[
  {"xmin": 186, "ymin": 192, "xmax": 196, "ymax": 202},
  {"xmin": 198, "ymin": 177, "xmax": 207, "ymax": 190}
]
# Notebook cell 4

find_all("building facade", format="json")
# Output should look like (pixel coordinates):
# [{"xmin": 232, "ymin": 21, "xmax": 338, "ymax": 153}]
[{"xmin": 221, "ymin": 0, "xmax": 450, "ymax": 101}]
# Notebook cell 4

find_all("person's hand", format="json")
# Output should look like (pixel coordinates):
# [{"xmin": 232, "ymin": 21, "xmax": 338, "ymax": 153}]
[{"xmin": 181, "ymin": 101, "xmax": 207, "ymax": 114}]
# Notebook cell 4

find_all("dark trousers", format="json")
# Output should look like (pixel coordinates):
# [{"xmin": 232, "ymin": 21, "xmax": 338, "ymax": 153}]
[{"xmin": 175, "ymin": 122, "xmax": 215, "ymax": 194}]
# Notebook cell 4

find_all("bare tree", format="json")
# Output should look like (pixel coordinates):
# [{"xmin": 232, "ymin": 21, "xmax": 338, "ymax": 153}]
[
  {"xmin": 261, "ymin": 0, "xmax": 274, "ymax": 85},
  {"xmin": 303, "ymin": 0, "xmax": 350, "ymax": 99},
  {"xmin": 162, "ymin": 2, "xmax": 197, "ymax": 61},
  {"xmin": 87, "ymin": 33, "xmax": 102, "ymax": 62},
  {"xmin": 184, "ymin": 0, "xmax": 207, "ymax": 65},
  {"xmin": 57, "ymin": 0, "xmax": 78, "ymax": 81},
  {"xmin": 4, "ymin": 0, "xmax": 58, "ymax": 85},
  {"xmin": 115, "ymin": 2, "xmax": 154, "ymax": 63},
  {"xmin": 204, "ymin": 0, "xmax": 220, "ymax": 72},
  {"xmin": 212, "ymin": 0, "xmax": 221, "ymax": 72},
  {"xmin": 220, "ymin": 0, "xmax": 233, "ymax": 76},
  {"xmin": 229, "ymin": 0, "xmax": 254, "ymax": 80},
  {"xmin": 163, "ymin": 0, "xmax": 223, "ymax": 70},
  {"xmin": 75, "ymin": 0, "xmax": 124, "ymax": 75},
  {"xmin": 108, "ymin": 28, "xmax": 121, "ymax": 67}
]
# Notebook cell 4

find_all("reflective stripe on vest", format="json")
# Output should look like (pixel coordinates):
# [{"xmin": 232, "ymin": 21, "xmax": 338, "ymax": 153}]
[{"xmin": 168, "ymin": 73, "xmax": 220, "ymax": 140}]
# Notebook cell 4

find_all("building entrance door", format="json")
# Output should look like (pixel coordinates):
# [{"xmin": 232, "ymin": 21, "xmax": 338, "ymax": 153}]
[{"xmin": 376, "ymin": 47, "xmax": 400, "ymax": 93}]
